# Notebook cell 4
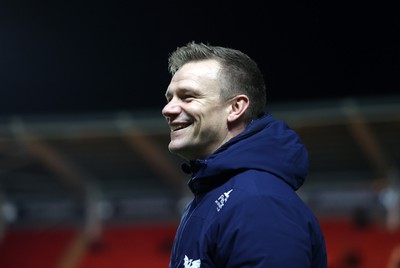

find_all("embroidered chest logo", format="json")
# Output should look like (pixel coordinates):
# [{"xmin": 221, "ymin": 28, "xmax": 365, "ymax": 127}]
[
  {"xmin": 215, "ymin": 189, "xmax": 233, "ymax": 212},
  {"xmin": 184, "ymin": 255, "xmax": 201, "ymax": 268}
]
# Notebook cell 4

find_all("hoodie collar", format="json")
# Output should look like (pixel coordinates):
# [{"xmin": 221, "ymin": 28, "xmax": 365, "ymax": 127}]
[{"xmin": 182, "ymin": 113, "xmax": 308, "ymax": 195}]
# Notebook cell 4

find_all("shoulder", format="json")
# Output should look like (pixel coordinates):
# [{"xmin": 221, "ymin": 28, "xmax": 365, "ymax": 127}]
[
  {"xmin": 213, "ymin": 170, "xmax": 318, "ymax": 231},
  {"xmin": 204, "ymin": 182, "xmax": 323, "ymax": 267},
  {"xmin": 227, "ymin": 169, "xmax": 299, "ymax": 200}
]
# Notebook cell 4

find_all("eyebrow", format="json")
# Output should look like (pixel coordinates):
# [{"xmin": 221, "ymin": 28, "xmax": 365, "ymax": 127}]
[{"xmin": 165, "ymin": 87, "xmax": 199, "ymax": 99}]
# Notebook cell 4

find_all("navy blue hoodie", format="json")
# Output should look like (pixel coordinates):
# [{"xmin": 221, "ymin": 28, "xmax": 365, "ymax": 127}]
[{"xmin": 169, "ymin": 113, "xmax": 327, "ymax": 268}]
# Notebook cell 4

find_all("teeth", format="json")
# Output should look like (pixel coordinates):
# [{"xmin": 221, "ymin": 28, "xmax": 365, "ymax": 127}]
[{"xmin": 171, "ymin": 124, "xmax": 188, "ymax": 131}]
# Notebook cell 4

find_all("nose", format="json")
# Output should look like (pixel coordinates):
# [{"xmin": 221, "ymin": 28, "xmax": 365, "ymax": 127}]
[{"xmin": 162, "ymin": 98, "xmax": 181, "ymax": 121}]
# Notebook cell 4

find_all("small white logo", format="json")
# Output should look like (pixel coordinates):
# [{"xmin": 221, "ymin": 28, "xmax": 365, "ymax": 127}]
[
  {"xmin": 184, "ymin": 255, "xmax": 201, "ymax": 268},
  {"xmin": 215, "ymin": 189, "xmax": 233, "ymax": 212}
]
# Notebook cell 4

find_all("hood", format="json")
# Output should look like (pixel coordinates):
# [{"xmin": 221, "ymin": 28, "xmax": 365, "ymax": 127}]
[{"xmin": 183, "ymin": 113, "xmax": 309, "ymax": 194}]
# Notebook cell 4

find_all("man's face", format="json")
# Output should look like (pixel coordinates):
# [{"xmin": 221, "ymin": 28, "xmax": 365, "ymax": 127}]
[{"xmin": 162, "ymin": 60, "xmax": 231, "ymax": 161}]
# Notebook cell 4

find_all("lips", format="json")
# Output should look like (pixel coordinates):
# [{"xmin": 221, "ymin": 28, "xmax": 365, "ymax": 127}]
[{"xmin": 170, "ymin": 123, "xmax": 191, "ymax": 132}]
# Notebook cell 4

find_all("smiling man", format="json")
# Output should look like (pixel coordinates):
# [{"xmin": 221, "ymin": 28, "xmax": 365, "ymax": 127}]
[
  {"xmin": 162, "ymin": 41, "xmax": 327, "ymax": 268},
  {"xmin": 163, "ymin": 59, "xmax": 247, "ymax": 161}
]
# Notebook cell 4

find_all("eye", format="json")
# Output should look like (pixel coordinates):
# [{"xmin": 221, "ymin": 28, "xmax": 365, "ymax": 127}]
[{"xmin": 182, "ymin": 94, "xmax": 195, "ymax": 101}]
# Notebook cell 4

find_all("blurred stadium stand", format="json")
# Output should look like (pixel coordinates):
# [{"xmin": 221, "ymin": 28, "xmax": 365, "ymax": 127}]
[{"xmin": 0, "ymin": 95, "xmax": 399, "ymax": 267}]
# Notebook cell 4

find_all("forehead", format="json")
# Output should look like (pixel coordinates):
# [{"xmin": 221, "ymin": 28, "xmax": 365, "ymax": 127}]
[
  {"xmin": 166, "ymin": 60, "xmax": 221, "ymax": 93},
  {"xmin": 175, "ymin": 60, "xmax": 221, "ymax": 80}
]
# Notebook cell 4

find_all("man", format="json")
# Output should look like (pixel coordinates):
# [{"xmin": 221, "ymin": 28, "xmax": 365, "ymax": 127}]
[{"xmin": 162, "ymin": 41, "xmax": 327, "ymax": 268}]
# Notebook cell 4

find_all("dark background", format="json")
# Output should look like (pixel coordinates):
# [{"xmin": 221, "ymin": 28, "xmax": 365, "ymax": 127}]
[{"xmin": 1, "ymin": 0, "xmax": 399, "ymax": 116}]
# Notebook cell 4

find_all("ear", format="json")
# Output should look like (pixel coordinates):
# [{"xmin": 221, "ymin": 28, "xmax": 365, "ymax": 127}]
[{"xmin": 227, "ymin": 95, "xmax": 249, "ymax": 123}]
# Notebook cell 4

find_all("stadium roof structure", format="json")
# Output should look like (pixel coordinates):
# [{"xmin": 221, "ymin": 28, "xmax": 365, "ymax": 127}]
[{"xmin": 0, "ymin": 95, "xmax": 399, "ymax": 229}]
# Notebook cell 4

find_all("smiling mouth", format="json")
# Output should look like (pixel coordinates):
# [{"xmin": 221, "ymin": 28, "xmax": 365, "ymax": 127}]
[{"xmin": 170, "ymin": 123, "xmax": 190, "ymax": 132}]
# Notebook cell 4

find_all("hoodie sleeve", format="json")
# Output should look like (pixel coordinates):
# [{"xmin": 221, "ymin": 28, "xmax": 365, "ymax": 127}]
[{"xmin": 205, "ymin": 193, "xmax": 320, "ymax": 268}]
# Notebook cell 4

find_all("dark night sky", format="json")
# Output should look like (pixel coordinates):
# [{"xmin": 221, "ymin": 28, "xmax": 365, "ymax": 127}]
[{"xmin": 1, "ymin": 0, "xmax": 399, "ymax": 116}]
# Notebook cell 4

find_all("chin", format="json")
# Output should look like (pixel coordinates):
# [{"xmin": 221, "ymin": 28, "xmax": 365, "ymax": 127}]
[
  {"xmin": 169, "ymin": 146, "xmax": 192, "ymax": 160},
  {"xmin": 168, "ymin": 144, "xmax": 183, "ymax": 155}
]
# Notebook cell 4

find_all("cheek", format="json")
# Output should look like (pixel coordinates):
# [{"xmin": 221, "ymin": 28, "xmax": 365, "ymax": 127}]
[{"xmin": 203, "ymin": 114, "xmax": 227, "ymax": 135}]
